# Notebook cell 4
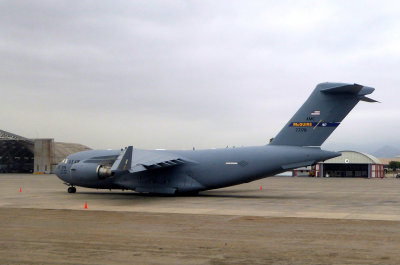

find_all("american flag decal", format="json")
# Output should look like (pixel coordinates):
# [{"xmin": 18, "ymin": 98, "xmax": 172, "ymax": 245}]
[{"xmin": 311, "ymin": 110, "xmax": 320, "ymax": 116}]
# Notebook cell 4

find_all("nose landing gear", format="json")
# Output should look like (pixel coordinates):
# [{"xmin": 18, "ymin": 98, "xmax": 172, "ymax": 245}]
[{"xmin": 67, "ymin": 186, "xmax": 76, "ymax": 193}]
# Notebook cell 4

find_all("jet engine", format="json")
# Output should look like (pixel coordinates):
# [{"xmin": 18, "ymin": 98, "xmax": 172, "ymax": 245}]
[
  {"xmin": 69, "ymin": 163, "xmax": 102, "ymax": 186},
  {"xmin": 96, "ymin": 165, "xmax": 114, "ymax": 179}
]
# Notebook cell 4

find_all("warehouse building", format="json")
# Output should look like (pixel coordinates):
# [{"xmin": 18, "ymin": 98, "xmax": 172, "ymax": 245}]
[
  {"xmin": 315, "ymin": 150, "xmax": 384, "ymax": 178},
  {"xmin": 0, "ymin": 130, "xmax": 91, "ymax": 174},
  {"xmin": 378, "ymin": 157, "xmax": 400, "ymax": 173}
]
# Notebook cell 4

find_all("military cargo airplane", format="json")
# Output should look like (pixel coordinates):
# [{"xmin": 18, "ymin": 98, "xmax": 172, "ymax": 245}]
[{"xmin": 55, "ymin": 82, "xmax": 376, "ymax": 194}]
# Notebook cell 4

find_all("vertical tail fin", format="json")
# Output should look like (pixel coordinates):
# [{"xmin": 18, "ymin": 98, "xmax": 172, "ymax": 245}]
[{"xmin": 269, "ymin": 82, "xmax": 376, "ymax": 147}]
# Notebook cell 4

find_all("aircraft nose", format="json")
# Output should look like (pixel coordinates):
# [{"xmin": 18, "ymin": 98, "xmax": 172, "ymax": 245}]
[
  {"xmin": 54, "ymin": 163, "xmax": 68, "ymax": 182},
  {"xmin": 54, "ymin": 165, "xmax": 61, "ymax": 177}
]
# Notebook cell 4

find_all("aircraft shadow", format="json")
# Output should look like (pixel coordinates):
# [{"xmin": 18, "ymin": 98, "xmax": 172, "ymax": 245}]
[
  {"xmin": 199, "ymin": 193, "xmax": 300, "ymax": 200},
  {"xmin": 74, "ymin": 191, "xmax": 175, "ymax": 198},
  {"xmin": 67, "ymin": 189, "xmax": 299, "ymax": 200}
]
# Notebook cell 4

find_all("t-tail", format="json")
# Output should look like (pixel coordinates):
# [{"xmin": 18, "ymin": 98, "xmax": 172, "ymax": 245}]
[{"xmin": 270, "ymin": 82, "xmax": 377, "ymax": 147}]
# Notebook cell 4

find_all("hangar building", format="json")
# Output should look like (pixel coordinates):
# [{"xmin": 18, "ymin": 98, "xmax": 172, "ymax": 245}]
[
  {"xmin": 0, "ymin": 130, "xmax": 91, "ymax": 174},
  {"xmin": 315, "ymin": 150, "xmax": 384, "ymax": 178}
]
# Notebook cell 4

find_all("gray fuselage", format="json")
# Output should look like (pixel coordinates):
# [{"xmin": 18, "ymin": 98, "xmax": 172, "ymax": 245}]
[{"xmin": 55, "ymin": 145, "xmax": 338, "ymax": 194}]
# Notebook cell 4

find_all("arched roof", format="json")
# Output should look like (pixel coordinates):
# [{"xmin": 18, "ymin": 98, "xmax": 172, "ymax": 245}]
[
  {"xmin": 0, "ymin": 129, "xmax": 33, "ymax": 143},
  {"xmin": 324, "ymin": 150, "xmax": 382, "ymax": 164},
  {"xmin": 53, "ymin": 142, "xmax": 92, "ymax": 163}
]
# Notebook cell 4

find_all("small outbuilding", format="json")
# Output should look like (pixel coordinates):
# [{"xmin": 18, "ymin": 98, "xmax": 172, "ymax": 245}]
[
  {"xmin": 315, "ymin": 150, "xmax": 384, "ymax": 178},
  {"xmin": 379, "ymin": 157, "xmax": 400, "ymax": 173},
  {"xmin": 293, "ymin": 166, "xmax": 314, "ymax": 177}
]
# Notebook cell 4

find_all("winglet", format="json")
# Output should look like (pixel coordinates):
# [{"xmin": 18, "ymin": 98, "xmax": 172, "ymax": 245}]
[{"xmin": 111, "ymin": 146, "xmax": 133, "ymax": 172}]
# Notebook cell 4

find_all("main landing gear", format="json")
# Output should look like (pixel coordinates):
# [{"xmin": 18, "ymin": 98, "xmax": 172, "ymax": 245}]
[{"xmin": 67, "ymin": 186, "xmax": 76, "ymax": 193}]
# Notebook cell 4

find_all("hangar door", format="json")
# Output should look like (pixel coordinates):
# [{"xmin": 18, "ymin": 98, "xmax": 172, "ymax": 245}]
[
  {"xmin": 323, "ymin": 163, "xmax": 369, "ymax": 178},
  {"xmin": 0, "ymin": 141, "xmax": 34, "ymax": 173}
]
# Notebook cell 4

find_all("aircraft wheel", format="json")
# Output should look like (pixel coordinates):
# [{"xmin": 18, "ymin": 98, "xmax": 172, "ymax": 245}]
[{"xmin": 68, "ymin": 187, "xmax": 76, "ymax": 193}]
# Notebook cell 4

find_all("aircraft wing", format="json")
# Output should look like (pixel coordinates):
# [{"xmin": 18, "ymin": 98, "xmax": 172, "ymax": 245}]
[
  {"xmin": 130, "ymin": 149, "xmax": 190, "ymax": 173},
  {"xmin": 110, "ymin": 146, "xmax": 193, "ymax": 174}
]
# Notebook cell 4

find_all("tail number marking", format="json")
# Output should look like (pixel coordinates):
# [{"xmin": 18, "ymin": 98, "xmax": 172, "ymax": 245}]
[
  {"xmin": 290, "ymin": 122, "xmax": 340, "ymax": 128},
  {"xmin": 291, "ymin": 122, "xmax": 312, "ymax": 127}
]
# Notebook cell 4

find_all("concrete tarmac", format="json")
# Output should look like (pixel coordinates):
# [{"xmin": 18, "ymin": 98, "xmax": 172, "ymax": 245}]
[
  {"xmin": 2, "ymin": 174, "xmax": 400, "ymax": 264},
  {"xmin": 2, "ymin": 174, "xmax": 400, "ymax": 220}
]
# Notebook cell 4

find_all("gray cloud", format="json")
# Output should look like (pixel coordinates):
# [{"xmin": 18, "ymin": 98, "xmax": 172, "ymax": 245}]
[{"xmin": 1, "ymin": 0, "xmax": 399, "ymax": 152}]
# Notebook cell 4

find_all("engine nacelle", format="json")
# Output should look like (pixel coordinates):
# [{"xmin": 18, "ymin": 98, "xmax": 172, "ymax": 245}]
[
  {"xmin": 97, "ymin": 165, "xmax": 114, "ymax": 179},
  {"xmin": 70, "ymin": 163, "xmax": 101, "ymax": 186}
]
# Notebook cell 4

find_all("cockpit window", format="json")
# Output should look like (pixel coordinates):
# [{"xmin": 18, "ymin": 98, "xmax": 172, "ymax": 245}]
[{"xmin": 61, "ymin": 159, "xmax": 79, "ymax": 164}]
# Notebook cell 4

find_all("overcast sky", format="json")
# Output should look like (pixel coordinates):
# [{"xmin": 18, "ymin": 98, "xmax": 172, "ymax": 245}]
[{"xmin": 1, "ymin": 0, "xmax": 399, "ymax": 152}]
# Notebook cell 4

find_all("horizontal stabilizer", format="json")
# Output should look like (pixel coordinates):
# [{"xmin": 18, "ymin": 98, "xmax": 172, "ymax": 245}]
[
  {"xmin": 321, "ymin": 83, "xmax": 363, "ymax": 95},
  {"xmin": 360, "ymin": 96, "xmax": 379, "ymax": 103}
]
